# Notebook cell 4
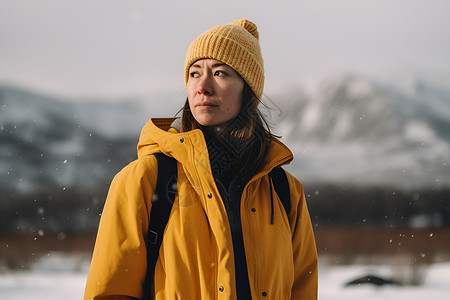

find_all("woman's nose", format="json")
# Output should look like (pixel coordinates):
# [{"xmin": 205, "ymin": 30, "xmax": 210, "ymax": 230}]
[{"xmin": 198, "ymin": 74, "xmax": 213, "ymax": 95}]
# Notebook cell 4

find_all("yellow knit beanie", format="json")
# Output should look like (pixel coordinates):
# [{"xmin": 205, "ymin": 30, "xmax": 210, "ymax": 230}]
[{"xmin": 184, "ymin": 19, "xmax": 264, "ymax": 100}]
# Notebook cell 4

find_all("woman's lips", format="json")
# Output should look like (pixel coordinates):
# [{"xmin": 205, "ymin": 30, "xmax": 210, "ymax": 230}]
[{"xmin": 196, "ymin": 102, "xmax": 218, "ymax": 110}]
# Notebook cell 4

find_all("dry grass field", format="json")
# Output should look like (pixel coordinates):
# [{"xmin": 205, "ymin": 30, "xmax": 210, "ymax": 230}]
[
  {"xmin": 315, "ymin": 226, "xmax": 450, "ymax": 261},
  {"xmin": 314, "ymin": 226, "xmax": 450, "ymax": 285},
  {"xmin": 1, "ymin": 226, "xmax": 449, "ymax": 271}
]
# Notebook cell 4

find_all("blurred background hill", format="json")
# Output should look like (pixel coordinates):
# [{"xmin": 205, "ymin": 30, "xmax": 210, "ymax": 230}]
[{"xmin": 1, "ymin": 74, "xmax": 449, "ymax": 237}]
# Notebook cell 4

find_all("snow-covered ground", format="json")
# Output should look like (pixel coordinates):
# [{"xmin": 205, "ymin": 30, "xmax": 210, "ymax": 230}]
[
  {"xmin": 0, "ymin": 253, "xmax": 449, "ymax": 299},
  {"xmin": 318, "ymin": 262, "xmax": 450, "ymax": 299}
]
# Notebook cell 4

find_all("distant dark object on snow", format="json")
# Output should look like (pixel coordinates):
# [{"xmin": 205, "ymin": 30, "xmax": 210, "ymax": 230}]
[{"xmin": 345, "ymin": 274, "xmax": 401, "ymax": 287}]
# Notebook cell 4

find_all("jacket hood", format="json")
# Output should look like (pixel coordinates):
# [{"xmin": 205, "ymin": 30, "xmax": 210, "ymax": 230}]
[
  {"xmin": 137, "ymin": 118, "xmax": 181, "ymax": 158},
  {"xmin": 137, "ymin": 118, "xmax": 294, "ymax": 174}
]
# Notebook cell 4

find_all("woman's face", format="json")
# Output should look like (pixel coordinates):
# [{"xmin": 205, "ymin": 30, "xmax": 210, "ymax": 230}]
[{"xmin": 187, "ymin": 59, "xmax": 244, "ymax": 128}]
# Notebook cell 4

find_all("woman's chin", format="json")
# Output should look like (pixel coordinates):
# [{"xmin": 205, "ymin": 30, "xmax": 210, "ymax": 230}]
[{"xmin": 197, "ymin": 118, "xmax": 226, "ymax": 128}]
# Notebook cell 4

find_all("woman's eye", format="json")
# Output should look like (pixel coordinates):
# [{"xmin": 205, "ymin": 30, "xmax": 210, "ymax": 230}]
[
  {"xmin": 214, "ymin": 70, "xmax": 226, "ymax": 76},
  {"xmin": 190, "ymin": 72, "xmax": 199, "ymax": 78}
]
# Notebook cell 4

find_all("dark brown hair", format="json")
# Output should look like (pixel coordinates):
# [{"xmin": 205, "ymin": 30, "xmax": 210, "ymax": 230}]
[{"xmin": 180, "ymin": 83, "xmax": 276, "ymax": 182}]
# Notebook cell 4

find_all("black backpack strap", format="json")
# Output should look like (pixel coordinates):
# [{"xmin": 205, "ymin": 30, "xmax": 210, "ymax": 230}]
[
  {"xmin": 144, "ymin": 153, "xmax": 177, "ymax": 299},
  {"xmin": 269, "ymin": 167, "xmax": 291, "ymax": 218}
]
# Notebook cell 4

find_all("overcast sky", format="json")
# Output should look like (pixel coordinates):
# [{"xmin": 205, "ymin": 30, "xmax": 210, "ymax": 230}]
[{"xmin": 1, "ymin": 0, "xmax": 449, "ymax": 99}]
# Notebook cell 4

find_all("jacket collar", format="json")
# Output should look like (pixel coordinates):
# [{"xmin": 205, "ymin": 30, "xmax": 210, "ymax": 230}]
[{"xmin": 137, "ymin": 118, "xmax": 293, "ymax": 174}]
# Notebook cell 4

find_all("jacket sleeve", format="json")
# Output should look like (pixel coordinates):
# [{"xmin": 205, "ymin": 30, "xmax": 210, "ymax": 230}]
[
  {"xmin": 84, "ymin": 156, "xmax": 158, "ymax": 300},
  {"xmin": 287, "ymin": 172, "xmax": 318, "ymax": 300}
]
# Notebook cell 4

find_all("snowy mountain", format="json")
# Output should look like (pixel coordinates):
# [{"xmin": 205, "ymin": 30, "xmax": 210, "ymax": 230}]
[
  {"xmin": 0, "ymin": 85, "xmax": 149, "ymax": 193},
  {"xmin": 1, "ymin": 76, "xmax": 449, "ymax": 195},
  {"xmin": 276, "ymin": 75, "xmax": 450, "ymax": 189}
]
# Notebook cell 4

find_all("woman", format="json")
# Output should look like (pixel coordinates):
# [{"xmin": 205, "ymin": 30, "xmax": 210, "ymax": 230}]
[{"xmin": 84, "ymin": 19, "xmax": 318, "ymax": 300}]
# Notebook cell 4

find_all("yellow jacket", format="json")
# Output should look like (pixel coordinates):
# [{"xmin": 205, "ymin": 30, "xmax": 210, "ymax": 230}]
[{"xmin": 84, "ymin": 118, "xmax": 318, "ymax": 300}]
